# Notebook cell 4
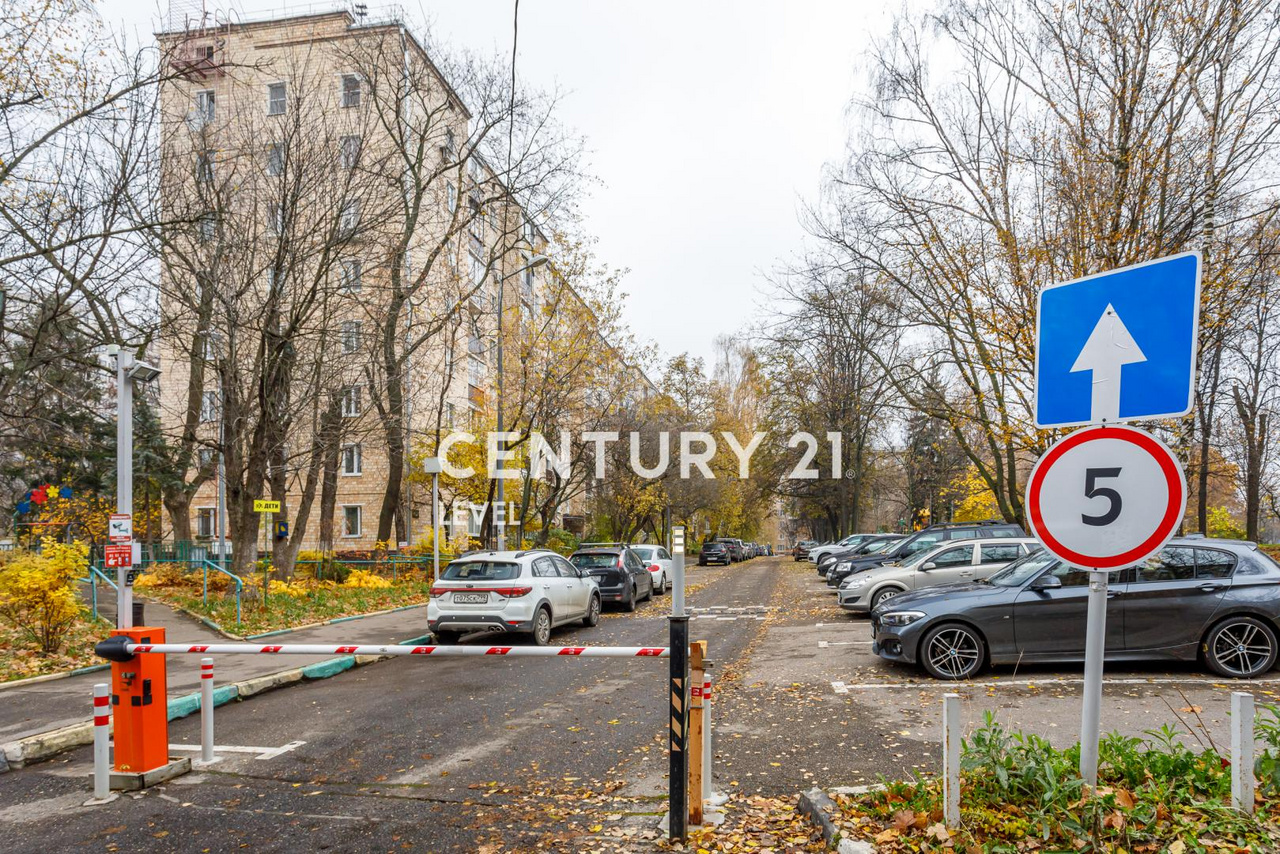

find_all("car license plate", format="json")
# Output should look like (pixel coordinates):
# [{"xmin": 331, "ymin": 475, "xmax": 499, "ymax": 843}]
[{"xmin": 453, "ymin": 593, "xmax": 487, "ymax": 604}]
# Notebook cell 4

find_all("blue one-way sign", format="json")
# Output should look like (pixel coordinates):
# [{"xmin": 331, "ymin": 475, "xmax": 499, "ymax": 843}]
[{"xmin": 1035, "ymin": 252, "xmax": 1201, "ymax": 428}]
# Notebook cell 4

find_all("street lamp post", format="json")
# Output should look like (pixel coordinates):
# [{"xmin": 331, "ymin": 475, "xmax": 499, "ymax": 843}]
[
  {"xmin": 493, "ymin": 252, "xmax": 547, "ymax": 551},
  {"xmin": 422, "ymin": 456, "xmax": 443, "ymax": 582},
  {"xmin": 112, "ymin": 348, "xmax": 160, "ymax": 629}
]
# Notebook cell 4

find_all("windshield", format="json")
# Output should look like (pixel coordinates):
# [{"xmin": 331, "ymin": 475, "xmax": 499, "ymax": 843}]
[
  {"xmin": 570, "ymin": 553, "xmax": 621, "ymax": 569},
  {"xmin": 631, "ymin": 547, "xmax": 656, "ymax": 561},
  {"xmin": 987, "ymin": 552, "xmax": 1061, "ymax": 587},
  {"xmin": 441, "ymin": 561, "xmax": 520, "ymax": 581},
  {"xmin": 859, "ymin": 538, "xmax": 897, "ymax": 555}
]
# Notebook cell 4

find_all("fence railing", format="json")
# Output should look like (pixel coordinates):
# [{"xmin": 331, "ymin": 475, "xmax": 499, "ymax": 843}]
[
  {"xmin": 78, "ymin": 565, "xmax": 119, "ymax": 622},
  {"xmin": 201, "ymin": 559, "xmax": 243, "ymax": 626}
]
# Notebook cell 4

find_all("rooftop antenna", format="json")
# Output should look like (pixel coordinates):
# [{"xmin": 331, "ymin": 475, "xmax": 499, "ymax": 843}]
[{"xmin": 354, "ymin": 3, "xmax": 368, "ymax": 21}]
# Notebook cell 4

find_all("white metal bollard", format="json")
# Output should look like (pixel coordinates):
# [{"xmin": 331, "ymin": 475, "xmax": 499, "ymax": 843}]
[
  {"xmin": 702, "ymin": 676, "xmax": 712, "ymax": 802},
  {"xmin": 1231, "ymin": 691, "xmax": 1255, "ymax": 814},
  {"xmin": 200, "ymin": 657, "xmax": 215, "ymax": 764},
  {"xmin": 92, "ymin": 682, "xmax": 111, "ymax": 799},
  {"xmin": 943, "ymin": 693, "xmax": 961, "ymax": 826}
]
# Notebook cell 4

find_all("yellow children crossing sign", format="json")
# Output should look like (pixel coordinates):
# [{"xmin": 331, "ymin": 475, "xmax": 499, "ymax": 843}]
[{"xmin": 253, "ymin": 499, "xmax": 281, "ymax": 513}]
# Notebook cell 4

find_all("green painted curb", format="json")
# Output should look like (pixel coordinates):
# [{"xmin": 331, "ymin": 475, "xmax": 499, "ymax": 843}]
[
  {"xmin": 301, "ymin": 656, "xmax": 355, "ymax": 679},
  {"xmin": 166, "ymin": 684, "xmax": 239, "ymax": 721}
]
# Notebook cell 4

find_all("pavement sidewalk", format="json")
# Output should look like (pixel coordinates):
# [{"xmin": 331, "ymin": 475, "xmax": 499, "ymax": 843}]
[{"xmin": 0, "ymin": 597, "xmax": 429, "ymax": 768}]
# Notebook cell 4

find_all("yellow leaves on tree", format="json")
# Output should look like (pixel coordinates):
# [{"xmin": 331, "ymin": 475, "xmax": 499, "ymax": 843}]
[
  {"xmin": 0, "ymin": 538, "xmax": 88, "ymax": 654},
  {"xmin": 948, "ymin": 466, "xmax": 1002, "ymax": 523}
]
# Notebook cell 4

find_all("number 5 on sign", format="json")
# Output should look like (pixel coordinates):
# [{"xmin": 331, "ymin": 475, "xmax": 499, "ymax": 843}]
[{"xmin": 1027, "ymin": 425, "xmax": 1186, "ymax": 570}]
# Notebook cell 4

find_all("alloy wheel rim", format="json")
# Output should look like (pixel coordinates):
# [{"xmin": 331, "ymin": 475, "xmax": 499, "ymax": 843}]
[
  {"xmin": 927, "ymin": 628, "xmax": 981, "ymax": 678},
  {"xmin": 536, "ymin": 613, "xmax": 550, "ymax": 643},
  {"xmin": 1213, "ymin": 622, "xmax": 1272, "ymax": 676}
]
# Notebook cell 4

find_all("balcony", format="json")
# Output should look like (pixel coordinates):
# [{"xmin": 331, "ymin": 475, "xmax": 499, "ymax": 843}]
[
  {"xmin": 468, "ymin": 384, "xmax": 486, "ymax": 409},
  {"xmin": 169, "ymin": 43, "xmax": 224, "ymax": 80}
]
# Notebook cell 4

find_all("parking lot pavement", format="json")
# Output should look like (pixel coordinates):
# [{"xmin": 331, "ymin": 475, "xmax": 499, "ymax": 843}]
[
  {"xmin": 713, "ymin": 561, "xmax": 1280, "ymax": 793},
  {"xmin": 0, "ymin": 559, "xmax": 779, "ymax": 853}
]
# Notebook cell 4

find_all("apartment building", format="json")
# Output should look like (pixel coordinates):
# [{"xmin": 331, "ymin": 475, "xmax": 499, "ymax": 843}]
[{"xmin": 152, "ymin": 7, "xmax": 589, "ymax": 555}]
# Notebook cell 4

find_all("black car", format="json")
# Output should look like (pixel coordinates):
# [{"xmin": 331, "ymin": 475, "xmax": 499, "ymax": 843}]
[
  {"xmin": 715, "ymin": 538, "xmax": 745, "ymax": 562},
  {"xmin": 872, "ymin": 539, "xmax": 1280, "ymax": 680},
  {"xmin": 699, "ymin": 542, "xmax": 731, "ymax": 566},
  {"xmin": 817, "ymin": 534, "xmax": 904, "ymax": 576},
  {"xmin": 826, "ymin": 521, "xmax": 1025, "ymax": 588},
  {"xmin": 569, "ymin": 544, "xmax": 654, "ymax": 612}
]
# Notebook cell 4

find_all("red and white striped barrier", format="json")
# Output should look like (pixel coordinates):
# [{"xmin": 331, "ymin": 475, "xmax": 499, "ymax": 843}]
[
  {"xmin": 199, "ymin": 657, "xmax": 215, "ymax": 765},
  {"xmin": 102, "ymin": 641, "xmax": 669, "ymax": 659}
]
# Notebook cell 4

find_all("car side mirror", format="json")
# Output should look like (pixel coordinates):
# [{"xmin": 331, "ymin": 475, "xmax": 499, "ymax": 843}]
[
  {"xmin": 1031, "ymin": 574, "xmax": 1062, "ymax": 590},
  {"xmin": 921, "ymin": 561, "xmax": 937, "ymax": 570}
]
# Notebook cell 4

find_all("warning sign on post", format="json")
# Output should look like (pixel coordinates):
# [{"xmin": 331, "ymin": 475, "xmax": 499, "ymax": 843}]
[
  {"xmin": 105, "ymin": 544, "xmax": 133, "ymax": 568},
  {"xmin": 108, "ymin": 514, "xmax": 132, "ymax": 544},
  {"xmin": 253, "ymin": 500, "xmax": 281, "ymax": 513}
]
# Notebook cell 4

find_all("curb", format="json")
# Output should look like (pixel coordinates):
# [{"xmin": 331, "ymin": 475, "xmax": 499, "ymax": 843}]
[
  {"xmin": 0, "ymin": 632, "xmax": 433, "ymax": 773},
  {"xmin": 798, "ymin": 787, "xmax": 842, "ymax": 847},
  {"xmin": 0, "ymin": 663, "xmax": 112, "ymax": 694}
]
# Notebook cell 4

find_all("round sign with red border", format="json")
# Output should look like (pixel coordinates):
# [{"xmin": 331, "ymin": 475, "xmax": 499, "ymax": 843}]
[{"xmin": 1026, "ymin": 425, "xmax": 1186, "ymax": 570}]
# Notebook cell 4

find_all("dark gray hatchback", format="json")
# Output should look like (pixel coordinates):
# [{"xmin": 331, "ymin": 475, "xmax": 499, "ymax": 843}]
[{"xmin": 871, "ymin": 539, "xmax": 1280, "ymax": 680}]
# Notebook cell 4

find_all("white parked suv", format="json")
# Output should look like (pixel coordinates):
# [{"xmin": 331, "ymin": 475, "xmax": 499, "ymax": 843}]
[
  {"xmin": 627, "ymin": 544, "xmax": 672, "ymax": 594},
  {"xmin": 428, "ymin": 549, "xmax": 602, "ymax": 645},
  {"xmin": 838, "ymin": 539, "xmax": 1040, "ymax": 614}
]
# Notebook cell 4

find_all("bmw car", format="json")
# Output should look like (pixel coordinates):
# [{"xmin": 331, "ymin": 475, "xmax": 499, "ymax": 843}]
[{"xmin": 871, "ymin": 539, "xmax": 1280, "ymax": 680}]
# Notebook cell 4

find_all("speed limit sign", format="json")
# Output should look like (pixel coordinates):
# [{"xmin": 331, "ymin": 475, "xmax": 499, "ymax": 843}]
[{"xmin": 1026, "ymin": 425, "xmax": 1186, "ymax": 570}]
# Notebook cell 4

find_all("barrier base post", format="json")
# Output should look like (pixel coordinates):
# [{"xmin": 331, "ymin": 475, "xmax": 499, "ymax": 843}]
[{"xmin": 108, "ymin": 626, "xmax": 190, "ymax": 790}]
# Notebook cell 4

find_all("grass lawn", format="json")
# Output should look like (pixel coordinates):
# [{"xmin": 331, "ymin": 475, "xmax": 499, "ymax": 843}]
[
  {"xmin": 141, "ymin": 579, "xmax": 430, "ymax": 637},
  {"xmin": 0, "ymin": 614, "xmax": 114, "ymax": 683}
]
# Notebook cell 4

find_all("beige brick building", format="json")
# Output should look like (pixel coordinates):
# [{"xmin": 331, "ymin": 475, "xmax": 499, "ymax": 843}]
[{"xmin": 151, "ymin": 8, "xmax": 641, "ymax": 560}]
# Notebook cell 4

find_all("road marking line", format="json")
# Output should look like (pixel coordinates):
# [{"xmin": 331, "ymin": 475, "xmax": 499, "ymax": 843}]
[
  {"xmin": 827, "ymin": 677, "xmax": 1280, "ymax": 691},
  {"xmin": 819, "ymin": 641, "xmax": 873, "ymax": 647},
  {"xmin": 831, "ymin": 681, "xmax": 849, "ymax": 694},
  {"xmin": 818, "ymin": 641, "xmax": 828, "ymax": 648},
  {"xmin": 170, "ymin": 740, "xmax": 305, "ymax": 760}
]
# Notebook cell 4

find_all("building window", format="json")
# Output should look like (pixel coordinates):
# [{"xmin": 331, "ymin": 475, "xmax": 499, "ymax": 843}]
[
  {"xmin": 340, "ymin": 320, "xmax": 362, "ymax": 354},
  {"xmin": 446, "ymin": 181, "xmax": 456, "ymax": 213},
  {"xmin": 444, "ymin": 127, "xmax": 456, "ymax": 157},
  {"xmin": 267, "ymin": 201, "xmax": 284, "ymax": 235},
  {"xmin": 340, "ymin": 258, "xmax": 362, "ymax": 292},
  {"xmin": 341, "ymin": 385, "xmax": 362, "ymax": 417},
  {"xmin": 200, "ymin": 390, "xmax": 219, "ymax": 423},
  {"xmin": 197, "ymin": 448, "xmax": 215, "ymax": 469},
  {"xmin": 198, "ymin": 213, "xmax": 216, "ymax": 243},
  {"xmin": 341, "ymin": 505, "xmax": 362, "ymax": 537},
  {"xmin": 446, "ymin": 402, "xmax": 456, "ymax": 428},
  {"xmin": 339, "ymin": 200, "xmax": 359, "ymax": 237},
  {"xmin": 194, "ymin": 90, "xmax": 215, "ymax": 126},
  {"xmin": 340, "ymin": 135, "xmax": 361, "ymax": 170},
  {"xmin": 267, "ymin": 142, "xmax": 284, "ymax": 176},
  {"xmin": 468, "ymin": 354, "xmax": 485, "ymax": 387},
  {"xmin": 196, "ymin": 150, "xmax": 214, "ymax": 183},
  {"xmin": 469, "ymin": 253, "xmax": 486, "ymax": 288},
  {"xmin": 523, "ymin": 218, "xmax": 536, "ymax": 245},
  {"xmin": 521, "ymin": 254, "xmax": 535, "ymax": 299},
  {"xmin": 341, "ymin": 74, "xmax": 361, "ymax": 108},
  {"xmin": 342, "ymin": 443, "xmax": 362, "ymax": 475},
  {"xmin": 196, "ymin": 507, "xmax": 216, "ymax": 538},
  {"xmin": 267, "ymin": 82, "xmax": 286, "ymax": 116}
]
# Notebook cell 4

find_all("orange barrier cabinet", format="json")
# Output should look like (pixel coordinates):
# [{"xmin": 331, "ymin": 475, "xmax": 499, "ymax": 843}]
[{"xmin": 107, "ymin": 627, "xmax": 170, "ymax": 774}]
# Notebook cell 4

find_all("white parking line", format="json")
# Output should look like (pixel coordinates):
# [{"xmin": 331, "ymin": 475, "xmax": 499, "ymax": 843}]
[
  {"xmin": 818, "ymin": 641, "xmax": 873, "ymax": 647},
  {"xmin": 828, "ymin": 676, "xmax": 1280, "ymax": 693},
  {"xmin": 170, "ymin": 740, "xmax": 305, "ymax": 760}
]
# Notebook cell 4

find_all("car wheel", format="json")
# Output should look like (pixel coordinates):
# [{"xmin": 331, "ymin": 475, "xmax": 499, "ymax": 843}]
[
  {"xmin": 622, "ymin": 584, "xmax": 637, "ymax": 612},
  {"xmin": 531, "ymin": 607, "xmax": 553, "ymax": 646},
  {"xmin": 432, "ymin": 631, "xmax": 458, "ymax": 645},
  {"xmin": 581, "ymin": 595, "xmax": 601, "ymax": 627},
  {"xmin": 643, "ymin": 576, "xmax": 654, "ymax": 602},
  {"xmin": 920, "ymin": 623, "xmax": 986, "ymax": 681},
  {"xmin": 1204, "ymin": 616, "xmax": 1278, "ymax": 678},
  {"xmin": 871, "ymin": 588, "xmax": 902, "ymax": 610},
  {"xmin": 656, "ymin": 572, "xmax": 667, "ymax": 595}
]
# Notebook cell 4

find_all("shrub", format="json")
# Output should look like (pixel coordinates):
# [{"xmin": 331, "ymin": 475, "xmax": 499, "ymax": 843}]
[
  {"xmin": 0, "ymin": 539, "xmax": 87, "ymax": 653},
  {"xmin": 134, "ymin": 562, "xmax": 192, "ymax": 589},
  {"xmin": 343, "ymin": 569, "xmax": 392, "ymax": 589}
]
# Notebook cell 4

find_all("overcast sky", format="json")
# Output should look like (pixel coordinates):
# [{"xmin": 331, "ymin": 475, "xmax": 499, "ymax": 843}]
[{"xmin": 101, "ymin": 0, "xmax": 891, "ymax": 372}]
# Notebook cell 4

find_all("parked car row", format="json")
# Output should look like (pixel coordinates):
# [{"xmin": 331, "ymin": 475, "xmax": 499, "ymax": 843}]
[
  {"xmin": 814, "ymin": 525, "xmax": 1280, "ymax": 681},
  {"xmin": 427, "ymin": 541, "xmax": 675, "ymax": 645},
  {"xmin": 701, "ymin": 537, "xmax": 769, "ymax": 564}
]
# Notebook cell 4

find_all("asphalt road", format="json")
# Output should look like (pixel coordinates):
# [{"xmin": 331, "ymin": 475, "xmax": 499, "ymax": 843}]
[{"xmin": 5, "ymin": 555, "xmax": 1278, "ymax": 853}]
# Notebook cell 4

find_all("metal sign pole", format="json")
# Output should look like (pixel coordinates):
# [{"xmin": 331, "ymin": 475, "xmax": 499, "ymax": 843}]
[
  {"xmin": 668, "ymin": 525, "xmax": 688, "ymax": 841},
  {"xmin": 1079, "ymin": 569, "xmax": 1108, "ymax": 787},
  {"xmin": 432, "ymin": 471, "xmax": 440, "ymax": 584},
  {"xmin": 115, "ymin": 353, "xmax": 133, "ymax": 629}
]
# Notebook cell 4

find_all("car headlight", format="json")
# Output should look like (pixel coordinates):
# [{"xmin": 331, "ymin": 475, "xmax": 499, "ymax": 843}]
[
  {"xmin": 841, "ymin": 575, "xmax": 869, "ymax": 589},
  {"xmin": 879, "ymin": 610, "xmax": 925, "ymax": 627},
  {"xmin": 834, "ymin": 561, "xmax": 851, "ymax": 572}
]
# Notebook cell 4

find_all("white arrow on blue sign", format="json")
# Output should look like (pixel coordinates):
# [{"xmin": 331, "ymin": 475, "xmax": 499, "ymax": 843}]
[{"xmin": 1034, "ymin": 251, "xmax": 1202, "ymax": 428}]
